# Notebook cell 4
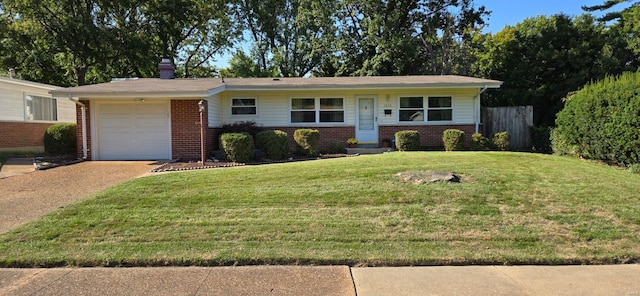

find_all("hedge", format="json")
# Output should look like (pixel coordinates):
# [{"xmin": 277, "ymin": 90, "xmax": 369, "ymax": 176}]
[
  {"xmin": 555, "ymin": 71, "xmax": 640, "ymax": 166},
  {"xmin": 443, "ymin": 129, "xmax": 465, "ymax": 151},
  {"xmin": 395, "ymin": 130, "xmax": 421, "ymax": 151},
  {"xmin": 293, "ymin": 129, "xmax": 320, "ymax": 156},
  {"xmin": 255, "ymin": 130, "xmax": 290, "ymax": 160},
  {"xmin": 44, "ymin": 123, "xmax": 77, "ymax": 155},
  {"xmin": 220, "ymin": 133, "xmax": 254, "ymax": 163}
]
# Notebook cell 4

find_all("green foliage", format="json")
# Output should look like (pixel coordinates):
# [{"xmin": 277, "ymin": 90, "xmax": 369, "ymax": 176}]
[
  {"xmin": 293, "ymin": 129, "xmax": 320, "ymax": 156},
  {"xmin": 492, "ymin": 132, "xmax": 510, "ymax": 151},
  {"xmin": 530, "ymin": 126, "xmax": 553, "ymax": 154},
  {"xmin": 555, "ymin": 71, "xmax": 640, "ymax": 166},
  {"xmin": 442, "ymin": 129, "xmax": 466, "ymax": 151},
  {"xmin": 471, "ymin": 133, "xmax": 490, "ymax": 151},
  {"xmin": 395, "ymin": 130, "xmax": 421, "ymax": 151},
  {"xmin": 550, "ymin": 128, "xmax": 575, "ymax": 156},
  {"xmin": 220, "ymin": 121, "xmax": 263, "ymax": 136},
  {"xmin": 627, "ymin": 163, "xmax": 640, "ymax": 174},
  {"xmin": 220, "ymin": 133, "xmax": 254, "ymax": 163},
  {"xmin": 481, "ymin": 14, "xmax": 639, "ymax": 126},
  {"xmin": 255, "ymin": 130, "xmax": 290, "ymax": 160},
  {"xmin": 43, "ymin": 123, "xmax": 77, "ymax": 155},
  {"xmin": 324, "ymin": 140, "xmax": 346, "ymax": 154}
]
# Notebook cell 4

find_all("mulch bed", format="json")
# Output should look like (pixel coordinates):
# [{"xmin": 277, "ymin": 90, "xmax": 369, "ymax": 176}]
[
  {"xmin": 34, "ymin": 155, "xmax": 84, "ymax": 170},
  {"xmin": 150, "ymin": 154, "xmax": 356, "ymax": 173}
]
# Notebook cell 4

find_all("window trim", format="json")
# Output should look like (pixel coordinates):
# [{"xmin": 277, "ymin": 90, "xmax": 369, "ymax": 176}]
[
  {"xmin": 397, "ymin": 95, "xmax": 455, "ymax": 123},
  {"xmin": 24, "ymin": 94, "xmax": 58, "ymax": 122},
  {"xmin": 231, "ymin": 97, "xmax": 258, "ymax": 116},
  {"xmin": 290, "ymin": 96, "xmax": 345, "ymax": 124},
  {"xmin": 398, "ymin": 96, "xmax": 425, "ymax": 122},
  {"xmin": 426, "ymin": 96, "xmax": 453, "ymax": 122}
]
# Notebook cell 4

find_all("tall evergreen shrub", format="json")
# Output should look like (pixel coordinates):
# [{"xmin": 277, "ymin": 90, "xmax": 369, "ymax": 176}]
[{"xmin": 555, "ymin": 71, "xmax": 640, "ymax": 166}]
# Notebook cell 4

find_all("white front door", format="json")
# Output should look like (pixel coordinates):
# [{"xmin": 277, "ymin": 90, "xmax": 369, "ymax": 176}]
[{"xmin": 356, "ymin": 97, "xmax": 378, "ymax": 144}]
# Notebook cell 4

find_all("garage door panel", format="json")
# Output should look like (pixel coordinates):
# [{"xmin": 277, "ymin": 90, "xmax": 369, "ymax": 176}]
[{"xmin": 97, "ymin": 102, "xmax": 170, "ymax": 160}]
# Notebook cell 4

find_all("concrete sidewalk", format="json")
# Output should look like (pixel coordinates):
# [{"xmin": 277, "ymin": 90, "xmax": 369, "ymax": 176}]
[{"xmin": 1, "ymin": 265, "xmax": 639, "ymax": 296}]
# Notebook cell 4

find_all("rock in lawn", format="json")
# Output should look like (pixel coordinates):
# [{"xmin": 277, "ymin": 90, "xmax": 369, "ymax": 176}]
[{"xmin": 396, "ymin": 170, "xmax": 460, "ymax": 184}]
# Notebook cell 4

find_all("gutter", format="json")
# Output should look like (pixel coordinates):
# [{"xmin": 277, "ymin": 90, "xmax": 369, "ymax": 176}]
[
  {"xmin": 67, "ymin": 96, "xmax": 88, "ymax": 160},
  {"xmin": 474, "ymin": 85, "xmax": 489, "ymax": 134}
]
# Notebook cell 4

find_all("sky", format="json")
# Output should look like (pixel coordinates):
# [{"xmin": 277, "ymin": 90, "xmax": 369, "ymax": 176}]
[
  {"xmin": 214, "ymin": 0, "xmax": 626, "ymax": 68},
  {"xmin": 478, "ymin": 0, "xmax": 622, "ymax": 33}
]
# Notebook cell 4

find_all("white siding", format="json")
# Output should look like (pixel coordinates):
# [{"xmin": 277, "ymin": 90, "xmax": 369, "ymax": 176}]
[
  {"xmin": 0, "ymin": 89, "xmax": 25, "ymax": 121},
  {"xmin": 55, "ymin": 99, "xmax": 76, "ymax": 122},
  {"xmin": 207, "ymin": 94, "xmax": 222, "ymax": 127},
  {"xmin": 217, "ymin": 88, "xmax": 480, "ymax": 127}
]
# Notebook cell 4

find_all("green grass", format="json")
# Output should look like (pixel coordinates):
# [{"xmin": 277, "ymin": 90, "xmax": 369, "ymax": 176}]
[{"xmin": 1, "ymin": 152, "xmax": 639, "ymax": 267}]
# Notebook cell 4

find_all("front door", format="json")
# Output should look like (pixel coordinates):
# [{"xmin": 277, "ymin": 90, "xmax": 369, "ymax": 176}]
[{"xmin": 356, "ymin": 97, "xmax": 378, "ymax": 144}]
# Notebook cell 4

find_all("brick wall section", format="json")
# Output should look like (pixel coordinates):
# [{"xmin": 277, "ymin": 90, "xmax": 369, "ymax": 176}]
[
  {"xmin": 0, "ymin": 121, "xmax": 53, "ymax": 150},
  {"xmin": 171, "ymin": 100, "xmax": 208, "ymax": 160},
  {"xmin": 75, "ymin": 100, "xmax": 91, "ymax": 159},
  {"xmin": 379, "ymin": 124, "xmax": 478, "ymax": 147}
]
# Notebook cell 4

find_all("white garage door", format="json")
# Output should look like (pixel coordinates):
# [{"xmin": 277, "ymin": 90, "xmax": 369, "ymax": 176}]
[{"xmin": 97, "ymin": 102, "xmax": 170, "ymax": 160}]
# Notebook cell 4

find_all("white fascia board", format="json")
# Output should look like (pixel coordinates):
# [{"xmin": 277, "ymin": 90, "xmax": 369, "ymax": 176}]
[
  {"xmin": 49, "ymin": 90, "xmax": 211, "ymax": 99},
  {"xmin": 225, "ymin": 83, "xmax": 502, "ymax": 91}
]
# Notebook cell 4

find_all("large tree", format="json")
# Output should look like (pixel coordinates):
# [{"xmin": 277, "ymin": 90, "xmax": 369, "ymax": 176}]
[
  {"xmin": 480, "ymin": 14, "xmax": 638, "ymax": 126},
  {"xmin": 324, "ymin": 0, "xmax": 488, "ymax": 76},
  {"xmin": 1, "ymin": 0, "xmax": 238, "ymax": 85},
  {"xmin": 236, "ymin": 0, "xmax": 336, "ymax": 77}
]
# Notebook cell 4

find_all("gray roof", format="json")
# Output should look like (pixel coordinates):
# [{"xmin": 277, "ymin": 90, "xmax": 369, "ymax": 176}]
[{"xmin": 50, "ymin": 75, "xmax": 502, "ymax": 98}]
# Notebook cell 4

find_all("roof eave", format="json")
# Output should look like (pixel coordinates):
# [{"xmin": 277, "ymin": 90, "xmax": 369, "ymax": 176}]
[
  {"xmin": 50, "ymin": 90, "xmax": 213, "ymax": 99},
  {"xmin": 226, "ymin": 82, "xmax": 502, "ymax": 91}
]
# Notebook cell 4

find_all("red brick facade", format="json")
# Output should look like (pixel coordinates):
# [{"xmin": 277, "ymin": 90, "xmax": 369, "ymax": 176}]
[
  {"xmin": 379, "ymin": 124, "xmax": 478, "ymax": 147},
  {"xmin": 171, "ymin": 100, "xmax": 209, "ymax": 160},
  {"xmin": 75, "ymin": 100, "xmax": 91, "ymax": 159},
  {"xmin": 0, "ymin": 121, "xmax": 55, "ymax": 151}
]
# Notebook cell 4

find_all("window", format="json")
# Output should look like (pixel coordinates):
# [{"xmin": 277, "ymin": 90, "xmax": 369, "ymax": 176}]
[
  {"xmin": 231, "ymin": 98, "xmax": 257, "ymax": 115},
  {"xmin": 319, "ymin": 98, "xmax": 344, "ymax": 122},
  {"xmin": 25, "ymin": 95, "xmax": 57, "ymax": 121},
  {"xmin": 399, "ymin": 96, "xmax": 423, "ymax": 121},
  {"xmin": 291, "ymin": 97, "xmax": 344, "ymax": 123},
  {"xmin": 427, "ymin": 96, "xmax": 452, "ymax": 121}
]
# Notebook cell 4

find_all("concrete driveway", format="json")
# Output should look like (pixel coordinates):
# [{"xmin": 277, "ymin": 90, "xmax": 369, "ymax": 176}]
[{"xmin": 0, "ymin": 160, "xmax": 161, "ymax": 233}]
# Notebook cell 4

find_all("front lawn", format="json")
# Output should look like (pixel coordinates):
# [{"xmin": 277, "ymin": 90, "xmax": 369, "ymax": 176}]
[{"xmin": 1, "ymin": 152, "xmax": 639, "ymax": 267}]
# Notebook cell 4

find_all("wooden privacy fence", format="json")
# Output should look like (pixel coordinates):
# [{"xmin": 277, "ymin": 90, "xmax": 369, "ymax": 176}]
[{"xmin": 483, "ymin": 106, "xmax": 533, "ymax": 151}]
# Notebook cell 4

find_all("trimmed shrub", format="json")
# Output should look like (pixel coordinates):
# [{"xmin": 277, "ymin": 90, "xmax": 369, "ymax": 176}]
[
  {"xmin": 293, "ymin": 129, "xmax": 320, "ymax": 156},
  {"xmin": 220, "ymin": 121, "xmax": 263, "ymax": 136},
  {"xmin": 530, "ymin": 126, "xmax": 552, "ymax": 154},
  {"xmin": 44, "ymin": 123, "xmax": 77, "ymax": 155},
  {"xmin": 550, "ymin": 128, "xmax": 575, "ymax": 156},
  {"xmin": 471, "ymin": 133, "xmax": 490, "ymax": 151},
  {"xmin": 220, "ymin": 132, "xmax": 254, "ymax": 163},
  {"xmin": 395, "ymin": 130, "xmax": 421, "ymax": 151},
  {"xmin": 325, "ymin": 140, "xmax": 346, "ymax": 154},
  {"xmin": 442, "ymin": 129, "xmax": 465, "ymax": 151},
  {"xmin": 555, "ymin": 71, "xmax": 640, "ymax": 166},
  {"xmin": 255, "ymin": 130, "xmax": 290, "ymax": 160},
  {"xmin": 492, "ymin": 132, "xmax": 510, "ymax": 151}
]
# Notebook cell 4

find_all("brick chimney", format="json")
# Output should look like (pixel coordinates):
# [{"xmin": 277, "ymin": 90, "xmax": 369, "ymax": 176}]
[{"xmin": 159, "ymin": 58, "xmax": 175, "ymax": 79}]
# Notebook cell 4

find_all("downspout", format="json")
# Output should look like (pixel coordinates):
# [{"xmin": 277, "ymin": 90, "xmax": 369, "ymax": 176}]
[
  {"xmin": 68, "ymin": 96, "xmax": 88, "ymax": 160},
  {"xmin": 474, "ymin": 85, "xmax": 488, "ymax": 134}
]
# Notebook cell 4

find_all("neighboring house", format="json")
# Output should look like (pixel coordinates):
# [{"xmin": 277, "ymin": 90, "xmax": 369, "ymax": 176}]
[
  {"xmin": 50, "ymin": 60, "xmax": 501, "ymax": 161},
  {"xmin": 0, "ymin": 76, "xmax": 76, "ymax": 152}
]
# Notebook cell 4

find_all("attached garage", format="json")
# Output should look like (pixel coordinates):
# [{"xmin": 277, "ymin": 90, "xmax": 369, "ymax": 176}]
[{"xmin": 94, "ymin": 101, "xmax": 171, "ymax": 160}]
